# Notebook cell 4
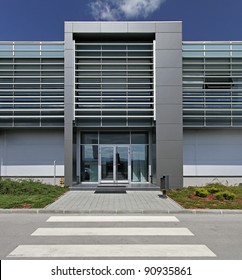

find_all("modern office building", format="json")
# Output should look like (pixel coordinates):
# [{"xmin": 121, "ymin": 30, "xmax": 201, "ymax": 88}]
[{"xmin": 0, "ymin": 21, "xmax": 242, "ymax": 188}]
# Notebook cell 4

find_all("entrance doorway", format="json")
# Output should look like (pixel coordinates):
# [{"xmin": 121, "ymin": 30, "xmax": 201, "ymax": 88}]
[
  {"xmin": 80, "ymin": 131, "xmax": 149, "ymax": 184},
  {"xmin": 100, "ymin": 145, "xmax": 129, "ymax": 183}
]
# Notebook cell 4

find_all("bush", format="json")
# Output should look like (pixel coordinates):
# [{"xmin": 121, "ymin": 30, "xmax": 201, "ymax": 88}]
[
  {"xmin": 207, "ymin": 187, "xmax": 220, "ymax": 194},
  {"xmin": 215, "ymin": 191, "xmax": 235, "ymax": 200},
  {"xmin": 0, "ymin": 179, "xmax": 65, "ymax": 195},
  {"xmin": 195, "ymin": 188, "xmax": 209, "ymax": 198}
]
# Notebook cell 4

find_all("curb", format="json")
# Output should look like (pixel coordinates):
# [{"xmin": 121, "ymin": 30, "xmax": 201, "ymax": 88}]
[{"xmin": 1, "ymin": 208, "xmax": 242, "ymax": 215}]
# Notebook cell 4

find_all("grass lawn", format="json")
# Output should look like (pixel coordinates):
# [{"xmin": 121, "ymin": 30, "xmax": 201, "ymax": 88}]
[
  {"xmin": 167, "ymin": 183, "xmax": 242, "ymax": 209},
  {"xmin": 0, "ymin": 179, "xmax": 68, "ymax": 209}
]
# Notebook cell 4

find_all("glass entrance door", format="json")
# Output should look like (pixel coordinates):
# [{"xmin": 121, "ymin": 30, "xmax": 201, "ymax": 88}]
[
  {"xmin": 100, "ymin": 146, "xmax": 129, "ymax": 183},
  {"xmin": 100, "ymin": 146, "xmax": 114, "ymax": 182},
  {"xmin": 116, "ymin": 146, "xmax": 129, "ymax": 182}
]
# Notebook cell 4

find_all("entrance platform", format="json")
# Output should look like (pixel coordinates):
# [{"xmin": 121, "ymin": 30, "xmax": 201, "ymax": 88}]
[{"xmin": 45, "ymin": 188, "xmax": 183, "ymax": 213}]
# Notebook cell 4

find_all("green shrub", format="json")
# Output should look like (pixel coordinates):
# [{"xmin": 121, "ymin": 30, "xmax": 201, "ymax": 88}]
[
  {"xmin": 215, "ymin": 191, "xmax": 235, "ymax": 200},
  {"xmin": 207, "ymin": 187, "xmax": 220, "ymax": 194},
  {"xmin": 195, "ymin": 188, "xmax": 209, "ymax": 198},
  {"xmin": 0, "ymin": 179, "xmax": 66, "ymax": 195}
]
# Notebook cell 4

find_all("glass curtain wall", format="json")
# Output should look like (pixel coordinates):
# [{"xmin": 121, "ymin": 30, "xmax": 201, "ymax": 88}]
[{"xmin": 80, "ymin": 132, "xmax": 149, "ymax": 183}]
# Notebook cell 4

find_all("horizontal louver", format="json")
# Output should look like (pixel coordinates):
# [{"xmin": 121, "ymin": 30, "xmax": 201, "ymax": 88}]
[
  {"xmin": 183, "ymin": 42, "xmax": 242, "ymax": 127},
  {"xmin": 75, "ymin": 42, "xmax": 154, "ymax": 127},
  {"xmin": 0, "ymin": 42, "xmax": 64, "ymax": 127}
]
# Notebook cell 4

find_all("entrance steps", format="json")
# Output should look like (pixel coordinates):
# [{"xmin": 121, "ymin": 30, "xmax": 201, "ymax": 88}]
[{"xmin": 70, "ymin": 183, "xmax": 160, "ymax": 191}]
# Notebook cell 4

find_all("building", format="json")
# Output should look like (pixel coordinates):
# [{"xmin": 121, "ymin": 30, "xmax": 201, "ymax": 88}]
[{"xmin": 0, "ymin": 21, "xmax": 241, "ymax": 188}]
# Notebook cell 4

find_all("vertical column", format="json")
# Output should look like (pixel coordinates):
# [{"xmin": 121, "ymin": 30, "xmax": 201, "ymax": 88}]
[
  {"xmin": 155, "ymin": 22, "xmax": 183, "ymax": 188},
  {"xmin": 64, "ymin": 23, "xmax": 75, "ymax": 187}
]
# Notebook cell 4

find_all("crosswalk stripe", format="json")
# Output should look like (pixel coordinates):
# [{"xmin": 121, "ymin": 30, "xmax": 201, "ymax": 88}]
[
  {"xmin": 8, "ymin": 244, "xmax": 216, "ymax": 258},
  {"xmin": 47, "ymin": 216, "xmax": 179, "ymax": 223},
  {"xmin": 31, "ymin": 227, "xmax": 194, "ymax": 236}
]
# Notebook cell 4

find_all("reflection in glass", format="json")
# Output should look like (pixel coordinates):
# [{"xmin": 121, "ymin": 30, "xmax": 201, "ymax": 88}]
[
  {"xmin": 131, "ymin": 145, "xmax": 148, "ymax": 182},
  {"xmin": 100, "ymin": 132, "xmax": 129, "ymax": 144},
  {"xmin": 81, "ymin": 145, "xmax": 98, "ymax": 182},
  {"xmin": 101, "ymin": 147, "xmax": 114, "ymax": 181},
  {"xmin": 116, "ymin": 147, "xmax": 128, "ymax": 181}
]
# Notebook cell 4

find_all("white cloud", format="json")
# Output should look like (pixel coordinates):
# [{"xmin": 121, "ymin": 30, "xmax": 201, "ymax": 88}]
[{"xmin": 89, "ymin": 0, "xmax": 167, "ymax": 21}]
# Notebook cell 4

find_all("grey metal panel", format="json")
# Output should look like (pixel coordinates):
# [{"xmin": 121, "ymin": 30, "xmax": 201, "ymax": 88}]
[
  {"xmin": 72, "ymin": 22, "xmax": 101, "ymax": 33},
  {"xmin": 157, "ymin": 158, "xmax": 183, "ymax": 186},
  {"xmin": 156, "ymin": 124, "xmax": 183, "ymax": 141},
  {"xmin": 0, "ymin": 129, "xmax": 64, "ymax": 177},
  {"xmin": 156, "ymin": 141, "xmax": 183, "ymax": 159},
  {"xmin": 64, "ymin": 138, "xmax": 73, "ymax": 186},
  {"xmin": 62, "ymin": 20, "xmax": 184, "ymax": 188},
  {"xmin": 101, "ymin": 22, "xmax": 128, "ymax": 32},
  {"xmin": 64, "ymin": 27, "xmax": 75, "ymax": 187},
  {"xmin": 156, "ymin": 68, "xmax": 182, "ymax": 86},
  {"xmin": 169, "ymin": 177, "xmax": 183, "ymax": 188},
  {"xmin": 65, "ymin": 22, "xmax": 73, "ymax": 33},
  {"xmin": 65, "ymin": 85, "xmax": 75, "ymax": 104},
  {"xmin": 65, "ymin": 68, "xmax": 75, "ymax": 87},
  {"xmin": 156, "ymin": 105, "xmax": 183, "ymax": 124},
  {"xmin": 128, "ymin": 22, "xmax": 156, "ymax": 32},
  {"xmin": 156, "ymin": 33, "xmax": 182, "ymax": 50},
  {"xmin": 64, "ymin": 103, "xmax": 74, "ymax": 122},
  {"xmin": 156, "ymin": 22, "xmax": 182, "ymax": 33},
  {"xmin": 64, "ymin": 50, "xmax": 74, "ymax": 68},
  {"xmin": 156, "ymin": 86, "xmax": 182, "ymax": 104},
  {"xmin": 64, "ymin": 33, "xmax": 74, "ymax": 50},
  {"xmin": 154, "ymin": 21, "xmax": 183, "ymax": 188},
  {"xmin": 156, "ymin": 50, "xmax": 182, "ymax": 68}
]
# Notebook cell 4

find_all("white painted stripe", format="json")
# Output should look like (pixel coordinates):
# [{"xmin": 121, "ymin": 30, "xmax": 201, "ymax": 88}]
[
  {"xmin": 47, "ymin": 216, "xmax": 179, "ymax": 223},
  {"xmin": 32, "ymin": 227, "xmax": 193, "ymax": 236},
  {"xmin": 8, "ymin": 244, "xmax": 216, "ymax": 258}
]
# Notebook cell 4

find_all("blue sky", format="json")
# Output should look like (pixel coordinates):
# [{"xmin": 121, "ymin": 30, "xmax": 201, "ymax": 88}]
[{"xmin": 0, "ymin": 0, "xmax": 242, "ymax": 41}]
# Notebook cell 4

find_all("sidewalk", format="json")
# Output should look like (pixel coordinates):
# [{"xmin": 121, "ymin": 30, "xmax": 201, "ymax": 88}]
[{"xmin": 45, "ymin": 191, "xmax": 182, "ymax": 213}]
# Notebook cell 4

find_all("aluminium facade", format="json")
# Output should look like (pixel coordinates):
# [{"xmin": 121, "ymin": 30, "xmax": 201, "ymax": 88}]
[{"xmin": 0, "ymin": 21, "xmax": 241, "ymax": 188}]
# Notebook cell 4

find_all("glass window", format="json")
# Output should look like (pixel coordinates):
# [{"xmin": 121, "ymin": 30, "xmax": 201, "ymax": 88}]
[
  {"xmin": 81, "ymin": 132, "xmax": 98, "ymax": 144},
  {"xmin": 205, "ymin": 45, "xmax": 230, "ymax": 50},
  {"xmin": 183, "ymin": 117, "xmax": 204, "ymax": 126},
  {"xmin": 14, "ymin": 45, "xmax": 40, "ymax": 50},
  {"xmin": 41, "ymin": 45, "xmax": 64, "ymax": 50},
  {"xmin": 102, "ymin": 45, "xmax": 126, "ymax": 51},
  {"xmin": 100, "ymin": 132, "xmax": 129, "ymax": 144},
  {"xmin": 233, "ymin": 118, "xmax": 242, "ymax": 126},
  {"xmin": 102, "ymin": 118, "xmax": 126, "ymax": 126},
  {"xmin": 128, "ymin": 45, "xmax": 152, "ymax": 51},
  {"xmin": 42, "ymin": 52, "xmax": 64, "ymax": 57},
  {"xmin": 183, "ymin": 44, "xmax": 204, "ymax": 50},
  {"xmin": 131, "ymin": 145, "xmax": 148, "ymax": 182},
  {"xmin": 76, "ymin": 45, "xmax": 100, "ymax": 51},
  {"xmin": 0, "ymin": 52, "xmax": 13, "ymax": 56},
  {"xmin": 205, "ymin": 51, "xmax": 230, "ymax": 57},
  {"xmin": 206, "ymin": 117, "xmax": 231, "ymax": 126},
  {"xmin": 183, "ymin": 52, "xmax": 204, "ymax": 57},
  {"xmin": 0, "ymin": 45, "xmax": 13, "ymax": 50},
  {"xmin": 131, "ymin": 132, "xmax": 148, "ymax": 144},
  {"xmin": 81, "ymin": 145, "xmax": 98, "ymax": 182},
  {"xmin": 14, "ymin": 51, "xmax": 40, "ymax": 57}
]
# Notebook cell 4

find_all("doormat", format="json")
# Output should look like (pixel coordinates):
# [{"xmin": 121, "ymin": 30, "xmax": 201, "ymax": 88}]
[{"xmin": 94, "ymin": 185, "xmax": 127, "ymax": 194}]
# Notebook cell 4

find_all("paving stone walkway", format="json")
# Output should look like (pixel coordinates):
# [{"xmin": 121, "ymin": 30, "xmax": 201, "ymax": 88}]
[{"xmin": 45, "ymin": 191, "xmax": 183, "ymax": 213}]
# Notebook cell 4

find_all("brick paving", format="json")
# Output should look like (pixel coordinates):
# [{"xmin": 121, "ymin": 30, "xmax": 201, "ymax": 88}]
[{"xmin": 45, "ymin": 191, "xmax": 182, "ymax": 213}]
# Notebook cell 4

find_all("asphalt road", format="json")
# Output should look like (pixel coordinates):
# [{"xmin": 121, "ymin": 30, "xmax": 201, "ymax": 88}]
[{"xmin": 0, "ymin": 213, "xmax": 242, "ymax": 260}]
